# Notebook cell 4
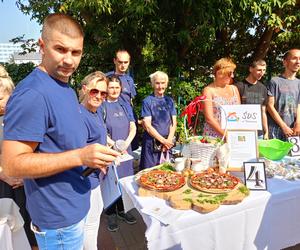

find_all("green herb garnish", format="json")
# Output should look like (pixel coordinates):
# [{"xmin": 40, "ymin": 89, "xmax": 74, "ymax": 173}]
[
  {"xmin": 196, "ymin": 198, "xmax": 219, "ymax": 204},
  {"xmin": 183, "ymin": 189, "xmax": 192, "ymax": 194},
  {"xmin": 214, "ymin": 193, "xmax": 228, "ymax": 202},
  {"xmin": 197, "ymin": 193, "xmax": 211, "ymax": 198},
  {"xmin": 183, "ymin": 198, "xmax": 193, "ymax": 203},
  {"xmin": 238, "ymin": 186, "xmax": 250, "ymax": 196}
]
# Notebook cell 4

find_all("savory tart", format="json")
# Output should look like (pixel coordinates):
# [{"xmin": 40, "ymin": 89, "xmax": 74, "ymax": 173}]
[
  {"xmin": 190, "ymin": 171, "xmax": 240, "ymax": 193},
  {"xmin": 138, "ymin": 169, "xmax": 185, "ymax": 192}
]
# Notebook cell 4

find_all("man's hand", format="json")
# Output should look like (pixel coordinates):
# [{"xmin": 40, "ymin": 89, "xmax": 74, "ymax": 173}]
[
  {"xmin": 3, "ymin": 176, "xmax": 23, "ymax": 189},
  {"xmin": 293, "ymin": 123, "xmax": 300, "ymax": 136},
  {"xmin": 79, "ymin": 143, "xmax": 120, "ymax": 174},
  {"xmin": 281, "ymin": 125, "xmax": 294, "ymax": 137}
]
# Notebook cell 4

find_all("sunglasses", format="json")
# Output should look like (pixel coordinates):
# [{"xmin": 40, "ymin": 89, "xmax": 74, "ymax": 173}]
[{"xmin": 89, "ymin": 88, "xmax": 107, "ymax": 98}]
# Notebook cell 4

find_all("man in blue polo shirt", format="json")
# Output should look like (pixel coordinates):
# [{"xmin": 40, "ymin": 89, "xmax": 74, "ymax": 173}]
[
  {"xmin": 106, "ymin": 50, "xmax": 136, "ymax": 106},
  {"xmin": 107, "ymin": 50, "xmax": 139, "ymax": 151},
  {"xmin": 1, "ymin": 13, "xmax": 119, "ymax": 249}
]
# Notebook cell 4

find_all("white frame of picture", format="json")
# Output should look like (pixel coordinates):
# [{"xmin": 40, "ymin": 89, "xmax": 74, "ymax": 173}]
[{"xmin": 226, "ymin": 129, "xmax": 258, "ymax": 169}]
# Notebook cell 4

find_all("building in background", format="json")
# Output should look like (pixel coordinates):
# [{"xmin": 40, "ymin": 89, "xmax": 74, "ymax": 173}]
[
  {"xmin": 13, "ymin": 52, "xmax": 41, "ymax": 65},
  {"xmin": 0, "ymin": 43, "xmax": 22, "ymax": 63},
  {"xmin": 0, "ymin": 42, "xmax": 41, "ymax": 65}
]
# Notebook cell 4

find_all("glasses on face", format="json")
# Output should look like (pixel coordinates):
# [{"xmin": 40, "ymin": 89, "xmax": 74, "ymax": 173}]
[{"xmin": 89, "ymin": 88, "xmax": 107, "ymax": 98}]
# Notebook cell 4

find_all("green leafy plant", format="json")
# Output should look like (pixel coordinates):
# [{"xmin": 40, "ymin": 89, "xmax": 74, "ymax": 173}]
[
  {"xmin": 4, "ymin": 62, "xmax": 35, "ymax": 85},
  {"xmin": 158, "ymin": 163, "xmax": 175, "ymax": 172}
]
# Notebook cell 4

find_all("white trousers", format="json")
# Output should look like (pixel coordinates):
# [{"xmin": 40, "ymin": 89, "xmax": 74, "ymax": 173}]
[{"xmin": 83, "ymin": 186, "xmax": 103, "ymax": 250}]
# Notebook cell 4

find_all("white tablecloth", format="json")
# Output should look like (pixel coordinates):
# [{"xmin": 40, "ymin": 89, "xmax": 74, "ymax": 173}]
[
  {"xmin": 120, "ymin": 176, "xmax": 300, "ymax": 250},
  {"xmin": 0, "ymin": 198, "xmax": 31, "ymax": 250}
]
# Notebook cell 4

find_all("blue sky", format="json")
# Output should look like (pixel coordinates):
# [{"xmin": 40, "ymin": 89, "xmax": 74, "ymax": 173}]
[{"xmin": 0, "ymin": 1, "xmax": 41, "ymax": 43}]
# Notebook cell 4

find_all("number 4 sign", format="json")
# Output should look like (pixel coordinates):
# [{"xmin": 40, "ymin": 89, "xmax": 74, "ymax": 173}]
[
  {"xmin": 288, "ymin": 136, "xmax": 300, "ymax": 156},
  {"xmin": 243, "ymin": 162, "xmax": 267, "ymax": 190}
]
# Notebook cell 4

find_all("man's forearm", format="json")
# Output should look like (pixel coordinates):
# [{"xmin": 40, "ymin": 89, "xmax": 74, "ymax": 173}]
[
  {"xmin": 267, "ymin": 106, "xmax": 287, "ymax": 129},
  {"xmin": 261, "ymin": 107, "xmax": 269, "ymax": 135},
  {"xmin": 294, "ymin": 104, "xmax": 300, "ymax": 125},
  {"xmin": 2, "ymin": 148, "xmax": 83, "ymax": 178}
]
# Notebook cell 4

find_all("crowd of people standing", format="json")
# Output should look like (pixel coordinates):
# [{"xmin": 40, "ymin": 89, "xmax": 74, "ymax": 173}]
[{"xmin": 0, "ymin": 12, "xmax": 299, "ymax": 250}]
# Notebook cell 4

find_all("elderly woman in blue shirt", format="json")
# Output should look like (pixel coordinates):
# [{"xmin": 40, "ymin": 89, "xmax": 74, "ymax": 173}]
[{"xmin": 139, "ymin": 71, "xmax": 177, "ymax": 169}]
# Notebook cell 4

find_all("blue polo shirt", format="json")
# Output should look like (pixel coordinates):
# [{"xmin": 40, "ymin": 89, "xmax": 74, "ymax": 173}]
[
  {"xmin": 3, "ymin": 68, "xmax": 90, "ymax": 229},
  {"xmin": 141, "ymin": 94, "xmax": 176, "ymax": 137}
]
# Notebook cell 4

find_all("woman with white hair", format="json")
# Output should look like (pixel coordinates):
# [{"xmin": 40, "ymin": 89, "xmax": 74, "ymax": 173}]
[{"xmin": 139, "ymin": 71, "xmax": 177, "ymax": 169}]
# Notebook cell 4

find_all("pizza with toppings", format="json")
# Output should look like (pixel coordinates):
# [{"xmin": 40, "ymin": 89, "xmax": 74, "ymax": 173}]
[
  {"xmin": 138, "ymin": 169, "xmax": 185, "ymax": 192},
  {"xmin": 190, "ymin": 171, "xmax": 240, "ymax": 193}
]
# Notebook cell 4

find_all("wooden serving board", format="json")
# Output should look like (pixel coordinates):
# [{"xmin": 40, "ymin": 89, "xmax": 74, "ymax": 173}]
[{"xmin": 138, "ymin": 180, "xmax": 249, "ymax": 213}]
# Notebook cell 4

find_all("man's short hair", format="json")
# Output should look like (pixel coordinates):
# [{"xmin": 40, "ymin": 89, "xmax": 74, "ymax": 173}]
[
  {"xmin": 250, "ymin": 59, "xmax": 266, "ymax": 68},
  {"xmin": 115, "ymin": 50, "xmax": 130, "ymax": 59},
  {"xmin": 42, "ymin": 13, "xmax": 84, "ymax": 40},
  {"xmin": 283, "ymin": 48, "xmax": 300, "ymax": 60}
]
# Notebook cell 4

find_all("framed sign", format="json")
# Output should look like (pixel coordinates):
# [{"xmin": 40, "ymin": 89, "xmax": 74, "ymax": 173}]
[
  {"xmin": 226, "ymin": 130, "xmax": 258, "ymax": 168},
  {"xmin": 221, "ymin": 104, "xmax": 262, "ymax": 130},
  {"xmin": 288, "ymin": 136, "xmax": 300, "ymax": 157},
  {"xmin": 243, "ymin": 162, "xmax": 267, "ymax": 190}
]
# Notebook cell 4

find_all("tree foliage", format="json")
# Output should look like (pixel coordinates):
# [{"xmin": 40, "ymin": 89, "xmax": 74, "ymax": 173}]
[
  {"xmin": 4, "ymin": 62, "xmax": 35, "ymax": 84},
  {"xmin": 8, "ymin": 0, "xmax": 300, "ymax": 141},
  {"xmin": 15, "ymin": 0, "xmax": 300, "ymax": 83}
]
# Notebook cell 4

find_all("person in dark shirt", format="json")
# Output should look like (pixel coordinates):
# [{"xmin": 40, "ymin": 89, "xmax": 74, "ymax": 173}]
[{"xmin": 235, "ymin": 59, "xmax": 268, "ymax": 139}]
